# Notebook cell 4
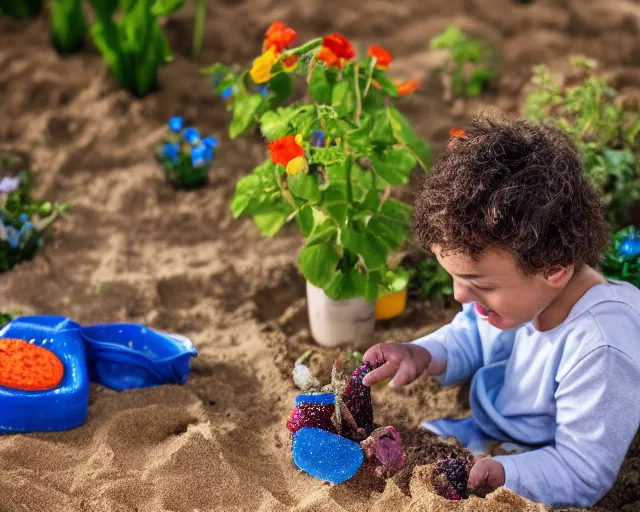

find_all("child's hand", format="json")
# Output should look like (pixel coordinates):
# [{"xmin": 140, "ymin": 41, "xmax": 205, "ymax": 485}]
[
  {"xmin": 468, "ymin": 458, "xmax": 505, "ymax": 493},
  {"xmin": 361, "ymin": 343, "xmax": 432, "ymax": 388}
]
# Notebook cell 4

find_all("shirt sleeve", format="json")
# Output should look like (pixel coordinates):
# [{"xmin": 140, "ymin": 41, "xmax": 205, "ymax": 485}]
[
  {"xmin": 492, "ymin": 346, "xmax": 640, "ymax": 508},
  {"xmin": 411, "ymin": 303, "xmax": 484, "ymax": 387}
]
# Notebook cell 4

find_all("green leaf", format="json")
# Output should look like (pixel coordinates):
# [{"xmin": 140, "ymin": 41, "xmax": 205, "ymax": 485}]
[
  {"xmin": 298, "ymin": 244, "xmax": 339, "ymax": 287},
  {"xmin": 231, "ymin": 174, "xmax": 260, "ymax": 217},
  {"xmin": 388, "ymin": 107, "xmax": 431, "ymax": 166},
  {"xmin": 268, "ymin": 72, "xmax": 293, "ymax": 100},
  {"xmin": 342, "ymin": 224, "xmax": 388, "ymax": 269},
  {"xmin": 370, "ymin": 110, "xmax": 395, "ymax": 145},
  {"xmin": 151, "ymin": 0, "xmax": 184, "ymax": 16},
  {"xmin": 365, "ymin": 269, "xmax": 384, "ymax": 302},
  {"xmin": 372, "ymin": 69, "xmax": 398, "ymax": 97},
  {"xmin": 306, "ymin": 220, "xmax": 338, "ymax": 246},
  {"xmin": 371, "ymin": 149, "xmax": 417, "ymax": 185},
  {"xmin": 297, "ymin": 204, "xmax": 314, "ymax": 237},
  {"xmin": 253, "ymin": 211, "xmax": 289, "ymax": 237},
  {"xmin": 347, "ymin": 115, "xmax": 372, "ymax": 146},
  {"xmin": 331, "ymin": 80, "xmax": 356, "ymax": 117},
  {"xmin": 230, "ymin": 94, "xmax": 263, "ymax": 138},
  {"xmin": 288, "ymin": 172, "xmax": 321, "ymax": 202},
  {"xmin": 89, "ymin": 21, "xmax": 124, "ymax": 82},
  {"xmin": 321, "ymin": 182, "xmax": 348, "ymax": 227},
  {"xmin": 259, "ymin": 110, "xmax": 292, "ymax": 140},
  {"xmin": 324, "ymin": 267, "xmax": 368, "ymax": 300},
  {"xmin": 309, "ymin": 65, "xmax": 332, "ymax": 104},
  {"xmin": 201, "ymin": 62, "xmax": 231, "ymax": 76},
  {"xmin": 349, "ymin": 163, "xmax": 374, "ymax": 204},
  {"xmin": 367, "ymin": 199, "xmax": 413, "ymax": 251}
]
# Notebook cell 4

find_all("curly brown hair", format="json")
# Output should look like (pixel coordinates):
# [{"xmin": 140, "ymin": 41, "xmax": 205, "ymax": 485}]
[{"xmin": 413, "ymin": 112, "xmax": 610, "ymax": 274}]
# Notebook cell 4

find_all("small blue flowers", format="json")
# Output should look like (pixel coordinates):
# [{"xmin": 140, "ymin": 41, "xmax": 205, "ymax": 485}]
[
  {"xmin": 18, "ymin": 213, "xmax": 29, "ymax": 223},
  {"xmin": 169, "ymin": 116, "xmax": 184, "ymax": 133},
  {"xmin": 258, "ymin": 86, "xmax": 269, "ymax": 97},
  {"xmin": 618, "ymin": 236, "xmax": 640, "ymax": 258},
  {"xmin": 311, "ymin": 130, "xmax": 326, "ymax": 148},
  {"xmin": 158, "ymin": 117, "xmax": 220, "ymax": 189},
  {"xmin": 183, "ymin": 127, "xmax": 201, "ymax": 145},
  {"xmin": 221, "ymin": 86, "xmax": 234, "ymax": 100}
]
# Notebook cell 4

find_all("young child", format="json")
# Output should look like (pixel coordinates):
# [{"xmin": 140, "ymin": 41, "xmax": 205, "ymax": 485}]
[{"xmin": 362, "ymin": 114, "xmax": 640, "ymax": 508}]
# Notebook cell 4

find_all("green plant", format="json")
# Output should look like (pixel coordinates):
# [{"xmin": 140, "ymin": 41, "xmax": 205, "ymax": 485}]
[
  {"xmin": 225, "ymin": 28, "xmax": 430, "ymax": 301},
  {"xmin": 0, "ymin": 155, "xmax": 68, "ymax": 272},
  {"xmin": 88, "ymin": 0, "xmax": 184, "ymax": 97},
  {"xmin": 51, "ymin": 0, "xmax": 86, "ymax": 54},
  {"xmin": 192, "ymin": 0, "xmax": 206, "ymax": 59},
  {"xmin": 430, "ymin": 26, "xmax": 495, "ymax": 100},
  {"xmin": 379, "ymin": 266, "xmax": 412, "ymax": 297},
  {"xmin": 525, "ymin": 57, "xmax": 640, "ymax": 229},
  {"xmin": 601, "ymin": 225, "xmax": 640, "ymax": 287},
  {"xmin": 155, "ymin": 116, "xmax": 219, "ymax": 189},
  {"xmin": 408, "ymin": 256, "xmax": 454, "ymax": 305},
  {"xmin": 0, "ymin": 0, "xmax": 43, "ymax": 19},
  {"xmin": 0, "ymin": 312, "xmax": 13, "ymax": 328}
]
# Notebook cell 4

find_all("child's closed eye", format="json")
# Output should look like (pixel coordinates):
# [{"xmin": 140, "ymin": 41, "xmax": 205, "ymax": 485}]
[{"xmin": 472, "ymin": 283, "xmax": 496, "ymax": 292}]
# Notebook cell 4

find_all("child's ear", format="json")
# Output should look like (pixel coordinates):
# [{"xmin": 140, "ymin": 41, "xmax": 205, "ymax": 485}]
[{"xmin": 544, "ymin": 265, "xmax": 573, "ymax": 287}]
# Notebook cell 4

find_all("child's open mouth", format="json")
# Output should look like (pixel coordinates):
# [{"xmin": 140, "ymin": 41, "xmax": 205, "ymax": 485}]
[{"xmin": 474, "ymin": 302, "xmax": 498, "ymax": 319}]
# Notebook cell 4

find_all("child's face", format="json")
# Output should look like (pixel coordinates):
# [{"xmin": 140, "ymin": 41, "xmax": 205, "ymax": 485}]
[{"xmin": 433, "ymin": 246, "xmax": 571, "ymax": 330}]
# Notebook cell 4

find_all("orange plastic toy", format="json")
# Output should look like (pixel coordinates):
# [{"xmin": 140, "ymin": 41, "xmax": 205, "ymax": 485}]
[{"xmin": 0, "ymin": 337, "xmax": 64, "ymax": 391}]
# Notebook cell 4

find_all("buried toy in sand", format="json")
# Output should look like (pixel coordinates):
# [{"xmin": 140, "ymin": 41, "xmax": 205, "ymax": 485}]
[
  {"xmin": 287, "ymin": 353, "xmax": 475, "ymax": 499},
  {"xmin": 0, "ymin": 315, "xmax": 197, "ymax": 433}
]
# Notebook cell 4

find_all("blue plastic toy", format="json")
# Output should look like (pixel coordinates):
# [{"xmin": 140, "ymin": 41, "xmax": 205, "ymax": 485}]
[
  {"xmin": 292, "ymin": 427, "xmax": 364, "ymax": 484},
  {"xmin": 80, "ymin": 323, "xmax": 198, "ymax": 391},
  {"xmin": 0, "ymin": 315, "xmax": 198, "ymax": 433},
  {"xmin": 0, "ymin": 316, "xmax": 89, "ymax": 433}
]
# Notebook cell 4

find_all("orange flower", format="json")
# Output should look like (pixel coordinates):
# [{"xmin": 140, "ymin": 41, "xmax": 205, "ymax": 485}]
[
  {"xmin": 395, "ymin": 78, "xmax": 420, "ymax": 96},
  {"xmin": 449, "ymin": 128, "xmax": 468, "ymax": 139},
  {"xmin": 318, "ymin": 33, "xmax": 355, "ymax": 68},
  {"xmin": 269, "ymin": 135, "xmax": 308, "ymax": 175},
  {"xmin": 263, "ymin": 21, "xmax": 297, "ymax": 54},
  {"xmin": 0, "ymin": 338, "xmax": 64, "ymax": 391},
  {"xmin": 282, "ymin": 55, "xmax": 300, "ymax": 71},
  {"xmin": 368, "ymin": 45, "xmax": 393, "ymax": 70}
]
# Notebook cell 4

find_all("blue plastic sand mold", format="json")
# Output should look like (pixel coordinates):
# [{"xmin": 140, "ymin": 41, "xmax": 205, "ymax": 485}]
[
  {"xmin": 80, "ymin": 323, "xmax": 198, "ymax": 391},
  {"xmin": 0, "ymin": 315, "xmax": 198, "ymax": 433},
  {"xmin": 292, "ymin": 427, "xmax": 364, "ymax": 484},
  {"xmin": 0, "ymin": 316, "xmax": 89, "ymax": 433}
]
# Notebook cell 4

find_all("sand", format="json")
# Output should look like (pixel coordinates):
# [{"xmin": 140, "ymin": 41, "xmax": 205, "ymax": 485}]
[{"xmin": 0, "ymin": 0, "xmax": 639, "ymax": 510}]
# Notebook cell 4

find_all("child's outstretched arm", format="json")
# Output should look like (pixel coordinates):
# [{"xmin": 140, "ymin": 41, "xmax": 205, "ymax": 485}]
[{"xmin": 488, "ymin": 346, "xmax": 640, "ymax": 508}]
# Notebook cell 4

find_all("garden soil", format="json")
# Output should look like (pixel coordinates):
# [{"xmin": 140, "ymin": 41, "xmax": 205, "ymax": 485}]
[{"xmin": 1, "ymin": 0, "xmax": 639, "ymax": 511}]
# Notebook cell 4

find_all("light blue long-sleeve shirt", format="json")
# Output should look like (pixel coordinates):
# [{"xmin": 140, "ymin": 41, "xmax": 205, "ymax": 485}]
[{"xmin": 412, "ymin": 280, "xmax": 640, "ymax": 508}]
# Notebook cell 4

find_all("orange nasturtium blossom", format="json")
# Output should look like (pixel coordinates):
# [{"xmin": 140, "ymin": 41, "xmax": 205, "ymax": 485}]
[
  {"xmin": 0, "ymin": 337, "xmax": 64, "ymax": 391},
  {"xmin": 450, "ymin": 128, "xmax": 468, "ymax": 138},
  {"xmin": 318, "ymin": 33, "xmax": 355, "ymax": 68},
  {"xmin": 269, "ymin": 135, "xmax": 308, "ymax": 176},
  {"xmin": 263, "ymin": 21, "xmax": 297, "ymax": 54},
  {"xmin": 395, "ymin": 78, "xmax": 420, "ymax": 96},
  {"xmin": 368, "ymin": 45, "xmax": 393, "ymax": 70},
  {"xmin": 250, "ymin": 46, "xmax": 278, "ymax": 84}
]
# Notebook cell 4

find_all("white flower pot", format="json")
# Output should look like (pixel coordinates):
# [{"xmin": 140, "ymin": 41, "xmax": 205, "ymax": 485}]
[{"xmin": 306, "ymin": 281, "xmax": 376, "ymax": 349}]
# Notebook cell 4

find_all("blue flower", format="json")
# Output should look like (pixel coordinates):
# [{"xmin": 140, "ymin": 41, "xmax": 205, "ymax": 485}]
[
  {"xmin": 221, "ymin": 86, "xmax": 233, "ymax": 100},
  {"xmin": 258, "ymin": 86, "xmax": 269, "ymax": 97},
  {"xmin": 162, "ymin": 143, "xmax": 180, "ymax": 163},
  {"xmin": 5, "ymin": 225, "xmax": 19, "ymax": 249},
  {"xmin": 183, "ymin": 127, "xmax": 201, "ymax": 145},
  {"xmin": 169, "ymin": 116, "xmax": 184, "ymax": 132},
  {"xmin": 18, "ymin": 213, "xmax": 29, "ymax": 223},
  {"xmin": 0, "ymin": 176, "xmax": 20, "ymax": 194},
  {"xmin": 191, "ymin": 145, "xmax": 211, "ymax": 167},
  {"xmin": 618, "ymin": 236, "xmax": 640, "ymax": 258},
  {"xmin": 202, "ymin": 137, "xmax": 219, "ymax": 151},
  {"xmin": 311, "ymin": 130, "xmax": 326, "ymax": 148}
]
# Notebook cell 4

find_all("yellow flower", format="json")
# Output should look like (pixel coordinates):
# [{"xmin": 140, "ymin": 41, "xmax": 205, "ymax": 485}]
[
  {"xmin": 285, "ymin": 156, "xmax": 308, "ymax": 176},
  {"xmin": 250, "ymin": 47, "xmax": 278, "ymax": 84},
  {"xmin": 294, "ymin": 134, "xmax": 303, "ymax": 145}
]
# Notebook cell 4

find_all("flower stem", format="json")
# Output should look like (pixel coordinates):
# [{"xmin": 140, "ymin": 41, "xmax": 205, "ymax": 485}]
[
  {"xmin": 192, "ymin": 0, "xmax": 207, "ymax": 59},
  {"xmin": 354, "ymin": 62, "xmax": 362, "ymax": 124},
  {"xmin": 282, "ymin": 38, "xmax": 322, "ymax": 58}
]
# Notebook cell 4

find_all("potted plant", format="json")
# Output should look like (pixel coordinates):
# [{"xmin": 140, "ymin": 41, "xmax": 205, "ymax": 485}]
[
  {"xmin": 214, "ymin": 25, "xmax": 430, "ymax": 348},
  {"xmin": 156, "ymin": 117, "xmax": 219, "ymax": 189},
  {"xmin": 375, "ymin": 266, "xmax": 412, "ymax": 321}
]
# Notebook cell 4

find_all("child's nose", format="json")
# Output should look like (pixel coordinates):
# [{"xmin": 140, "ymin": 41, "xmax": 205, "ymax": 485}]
[{"xmin": 453, "ymin": 280, "xmax": 474, "ymax": 304}]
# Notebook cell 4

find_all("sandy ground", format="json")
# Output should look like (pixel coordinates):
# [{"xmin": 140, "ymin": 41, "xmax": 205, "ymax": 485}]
[{"xmin": 0, "ymin": 0, "xmax": 639, "ymax": 510}]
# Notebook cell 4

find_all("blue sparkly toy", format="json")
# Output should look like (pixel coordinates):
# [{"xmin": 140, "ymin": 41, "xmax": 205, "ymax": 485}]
[
  {"xmin": 0, "ymin": 315, "xmax": 198, "ymax": 433},
  {"xmin": 292, "ymin": 427, "xmax": 364, "ymax": 484}
]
